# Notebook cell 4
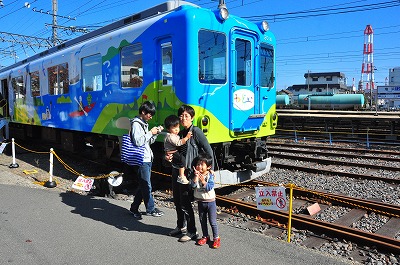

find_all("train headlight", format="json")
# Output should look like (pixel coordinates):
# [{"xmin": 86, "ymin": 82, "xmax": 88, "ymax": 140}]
[
  {"xmin": 271, "ymin": 112, "xmax": 278, "ymax": 128},
  {"xmin": 259, "ymin": 21, "xmax": 269, "ymax": 33},
  {"xmin": 217, "ymin": 7, "xmax": 229, "ymax": 22},
  {"xmin": 220, "ymin": 7, "xmax": 229, "ymax": 20},
  {"xmin": 202, "ymin": 116, "xmax": 209, "ymax": 126},
  {"xmin": 198, "ymin": 115, "xmax": 210, "ymax": 135}
]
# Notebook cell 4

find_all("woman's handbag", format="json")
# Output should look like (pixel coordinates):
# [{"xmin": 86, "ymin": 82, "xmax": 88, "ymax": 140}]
[{"xmin": 121, "ymin": 122, "xmax": 145, "ymax": 166}]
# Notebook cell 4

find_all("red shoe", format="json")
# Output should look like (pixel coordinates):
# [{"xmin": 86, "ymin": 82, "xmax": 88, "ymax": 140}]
[
  {"xmin": 197, "ymin": 236, "xmax": 209, "ymax": 246},
  {"xmin": 212, "ymin": 237, "xmax": 221, "ymax": 249}
]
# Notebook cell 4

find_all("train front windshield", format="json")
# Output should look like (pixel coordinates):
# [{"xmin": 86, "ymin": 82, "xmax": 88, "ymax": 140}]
[
  {"xmin": 198, "ymin": 30, "xmax": 275, "ymax": 89},
  {"xmin": 260, "ymin": 43, "xmax": 274, "ymax": 88},
  {"xmin": 198, "ymin": 30, "xmax": 227, "ymax": 85}
]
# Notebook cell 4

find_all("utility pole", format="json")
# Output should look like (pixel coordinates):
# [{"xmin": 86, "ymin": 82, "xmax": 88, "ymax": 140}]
[
  {"xmin": 373, "ymin": 66, "xmax": 378, "ymax": 116},
  {"xmin": 29, "ymin": 2, "xmax": 78, "ymax": 46},
  {"xmin": 0, "ymin": 0, "xmax": 76, "ymax": 66},
  {"xmin": 52, "ymin": 0, "xmax": 58, "ymax": 46}
]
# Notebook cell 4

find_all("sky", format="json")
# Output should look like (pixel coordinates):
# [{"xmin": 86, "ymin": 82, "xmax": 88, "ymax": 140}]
[{"xmin": 0, "ymin": 0, "xmax": 399, "ymax": 91}]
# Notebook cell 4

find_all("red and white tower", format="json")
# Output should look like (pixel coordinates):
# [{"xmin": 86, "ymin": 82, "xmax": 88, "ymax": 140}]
[{"xmin": 360, "ymin": 25, "xmax": 374, "ymax": 91}]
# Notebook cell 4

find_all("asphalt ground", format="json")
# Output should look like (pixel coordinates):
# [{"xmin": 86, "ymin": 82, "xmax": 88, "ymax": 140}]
[{"xmin": 0, "ymin": 169, "xmax": 357, "ymax": 265}]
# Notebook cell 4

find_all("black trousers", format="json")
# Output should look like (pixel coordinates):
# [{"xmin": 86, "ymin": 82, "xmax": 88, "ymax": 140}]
[{"xmin": 171, "ymin": 167, "xmax": 196, "ymax": 234}]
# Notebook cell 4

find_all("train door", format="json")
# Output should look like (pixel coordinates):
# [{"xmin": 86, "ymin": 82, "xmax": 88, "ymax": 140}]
[
  {"xmin": 155, "ymin": 39, "xmax": 177, "ymax": 125},
  {"xmin": 230, "ymin": 31, "xmax": 262, "ymax": 134},
  {"xmin": 0, "ymin": 79, "xmax": 9, "ymax": 118}
]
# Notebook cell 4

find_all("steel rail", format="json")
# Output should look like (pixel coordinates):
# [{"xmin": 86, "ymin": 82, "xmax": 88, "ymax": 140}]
[
  {"xmin": 270, "ymin": 152, "xmax": 400, "ymax": 172},
  {"xmin": 216, "ymin": 195, "xmax": 400, "ymax": 254},
  {"xmin": 251, "ymin": 180, "xmax": 400, "ymax": 217},
  {"xmin": 267, "ymin": 141, "xmax": 400, "ymax": 156},
  {"xmin": 271, "ymin": 161, "xmax": 400, "ymax": 184},
  {"xmin": 268, "ymin": 146, "xmax": 400, "ymax": 163}
]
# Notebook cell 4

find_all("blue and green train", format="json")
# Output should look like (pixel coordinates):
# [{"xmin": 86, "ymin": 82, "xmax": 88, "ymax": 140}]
[{"xmin": 0, "ymin": 1, "xmax": 277, "ymax": 186}]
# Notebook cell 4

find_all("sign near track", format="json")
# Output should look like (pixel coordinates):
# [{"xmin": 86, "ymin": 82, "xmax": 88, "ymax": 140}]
[
  {"xmin": 255, "ymin": 186, "xmax": 287, "ymax": 211},
  {"xmin": 72, "ymin": 175, "xmax": 94, "ymax": 191}
]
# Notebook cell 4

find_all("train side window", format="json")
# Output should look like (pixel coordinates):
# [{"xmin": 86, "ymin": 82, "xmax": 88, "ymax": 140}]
[
  {"xmin": 48, "ymin": 63, "xmax": 69, "ymax": 95},
  {"xmin": 82, "ymin": 54, "xmax": 102, "ymax": 92},
  {"xmin": 121, "ymin": 43, "xmax": 143, "ymax": 88},
  {"xmin": 11, "ymin": 76, "xmax": 25, "ymax": 101},
  {"xmin": 30, "ymin": 71, "xmax": 40, "ymax": 97},
  {"xmin": 198, "ymin": 30, "xmax": 226, "ymax": 84},
  {"xmin": 161, "ymin": 42, "xmax": 172, "ymax": 86},
  {"xmin": 259, "ymin": 43, "xmax": 274, "ymax": 88}
]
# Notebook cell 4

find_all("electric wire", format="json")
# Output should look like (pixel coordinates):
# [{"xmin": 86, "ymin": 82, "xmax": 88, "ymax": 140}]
[{"xmin": 0, "ymin": 0, "xmax": 399, "ymax": 88}]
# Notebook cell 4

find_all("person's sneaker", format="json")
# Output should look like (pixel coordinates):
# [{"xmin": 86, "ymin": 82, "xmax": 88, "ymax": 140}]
[
  {"xmin": 212, "ymin": 237, "xmax": 221, "ymax": 249},
  {"xmin": 168, "ymin": 226, "xmax": 187, "ymax": 236},
  {"xmin": 177, "ymin": 176, "xmax": 189, "ymax": 184},
  {"xmin": 178, "ymin": 232, "xmax": 199, "ymax": 242},
  {"xmin": 129, "ymin": 209, "xmax": 142, "ymax": 219},
  {"xmin": 196, "ymin": 236, "xmax": 210, "ymax": 246},
  {"xmin": 146, "ymin": 208, "xmax": 164, "ymax": 217}
]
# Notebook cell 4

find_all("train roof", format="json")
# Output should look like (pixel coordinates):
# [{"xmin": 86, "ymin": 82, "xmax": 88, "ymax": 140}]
[{"xmin": 0, "ymin": 1, "xmax": 198, "ymax": 73}]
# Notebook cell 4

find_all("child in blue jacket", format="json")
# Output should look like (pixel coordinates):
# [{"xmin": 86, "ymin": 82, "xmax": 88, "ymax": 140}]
[{"xmin": 191, "ymin": 153, "xmax": 220, "ymax": 248}]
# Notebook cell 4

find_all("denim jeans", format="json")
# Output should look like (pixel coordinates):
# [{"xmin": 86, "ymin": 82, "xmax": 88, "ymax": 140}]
[
  {"xmin": 198, "ymin": 200, "xmax": 218, "ymax": 239},
  {"xmin": 130, "ymin": 162, "xmax": 155, "ymax": 213}
]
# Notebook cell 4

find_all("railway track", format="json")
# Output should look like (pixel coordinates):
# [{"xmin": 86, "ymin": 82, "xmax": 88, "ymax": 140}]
[
  {"xmin": 216, "ymin": 179, "xmax": 400, "ymax": 257},
  {"xmin": 265, "ymin": 142, "xmax": 400, "ymax": 184},
  {"xmin": 277, "ymin": 109, "xmax": 400, "ymax": 126},
  {"xmin": 273, "ymin": 110, "xmax": 400, "ymax": 147},
  {"xmin": 267, "ymin": 142, "xmax": 400, "ymax": 160},
  {"xmin": 211, "ymin": 140, "xmax": 400, "ymax": 261}
]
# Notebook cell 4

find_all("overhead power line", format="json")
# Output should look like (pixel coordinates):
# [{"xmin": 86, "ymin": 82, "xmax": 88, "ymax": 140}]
[
  {"xmin": 0, "ymin": 31, "xmax": 66, "ymax": 48},
  {"xmin": 31, "ymin": 7, "xmax": 76, "ymax": 20},
  {"xmin": 243, "ymin": 0, "xmax": 400, "ymax": 22},
  {"xmin": 44, "ymin": 24, "xmax": 90, "ymax": 33}
]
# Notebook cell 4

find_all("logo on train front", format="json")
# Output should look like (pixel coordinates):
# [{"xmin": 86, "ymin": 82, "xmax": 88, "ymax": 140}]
[{"xmin": 233, "ymin": 89, "xmax": 254, "ymax": 111}]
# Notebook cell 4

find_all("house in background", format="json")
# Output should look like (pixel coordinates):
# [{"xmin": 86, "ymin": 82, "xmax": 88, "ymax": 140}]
[
  {"xmin": 286, "ymin": 72, "xmax": 351, "ymax": 97},
  {"xmin": 376, "ymin": 67, "xmax": 400, "ymax": 110}
]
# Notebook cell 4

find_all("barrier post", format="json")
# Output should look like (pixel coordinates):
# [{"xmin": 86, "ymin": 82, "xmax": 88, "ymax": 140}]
[
  {"xmin": 294, "ymin": 130, "xmax": 298, "ymax": 143},
  {"xmin": 44, "ymin": 148, "xmax": 57, "ymax": 188},
  {"xmin": 287, "ymin": 183, "xmax": 294, "ymax": 243},
  {"xmin": 9, "ymin": 138, "xmax": 19, "ymax": 168},
  {"xmin": 329, "ymin": 133, "xmax": 332, "ymax": 145},
  {"xmin": 366, "ymin": 128, "xmax": 370, "ymax": 149}
]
